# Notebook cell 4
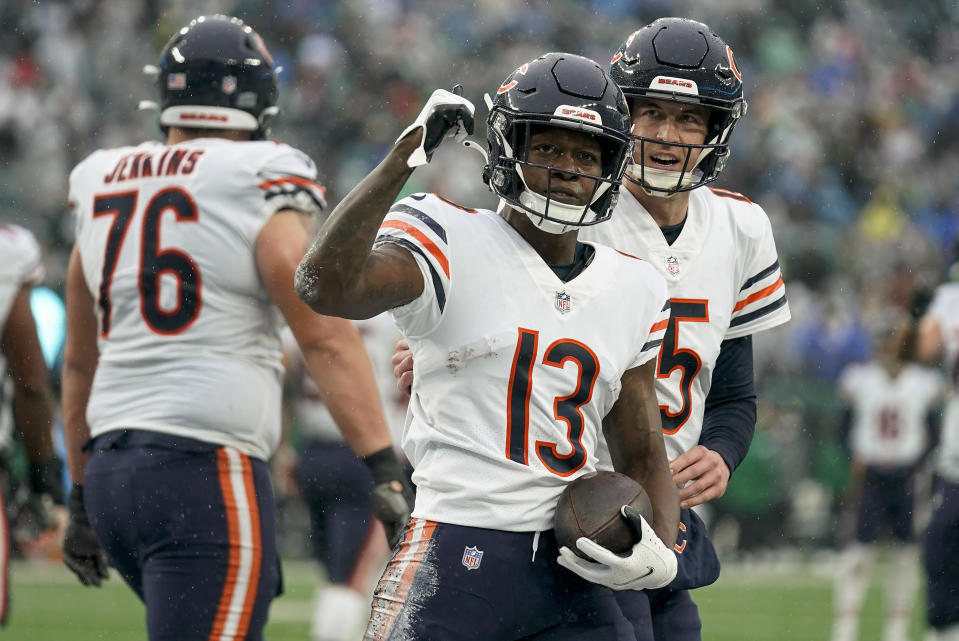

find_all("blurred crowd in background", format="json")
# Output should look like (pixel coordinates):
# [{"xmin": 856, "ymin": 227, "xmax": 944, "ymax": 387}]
[{"xmin": 1, "ymin": 0, "xmax": 958, "ymax": 560}]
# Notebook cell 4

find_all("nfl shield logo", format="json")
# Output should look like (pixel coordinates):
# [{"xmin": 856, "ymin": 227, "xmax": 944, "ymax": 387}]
[
  {"xmin": 555, "ymin": 291, "xmax": 571, "ymax": 314},
  {"xmin": 666, "ymin": 256, "xmax": 680, "ymax": 275},
  {"xmin": 461, "ymin": 546, "xmax": 483, "ymax": 570},
  {"xmin": 221, "ymin": 75, "xmax": 237, "ymax": 95}
]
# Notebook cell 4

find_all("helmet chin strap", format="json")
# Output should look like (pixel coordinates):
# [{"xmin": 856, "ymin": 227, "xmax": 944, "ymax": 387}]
[{"xmin": 516, "ymin": 190, "xmax": 594, "ymax": 234}]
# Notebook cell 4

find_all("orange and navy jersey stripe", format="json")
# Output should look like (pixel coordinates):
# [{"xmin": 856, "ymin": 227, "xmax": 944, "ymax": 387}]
[
  {"xmin": 257, "ymin": 173, "xmax": 328, "ymax": 212},
  {"xmin": 641, "ymin": 299, "xmax": 671, "ymax": 358},
  {"xmin": 208, "ymin": 447, "xmax": 263, "ymax": 641},
  {"xmin": 730, "ymin": 259, "xmax": 787, "ymax": 329},
  {"xmin": 375, "ymin": 195, "xmax": 451, "ymax": 313},
  {"xmin": 708, "ymin": 187, "xmax": 751, "ymax": 204}
]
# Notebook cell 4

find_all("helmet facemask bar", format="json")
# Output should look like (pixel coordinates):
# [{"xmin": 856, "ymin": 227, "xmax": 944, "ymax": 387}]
[{"xmin": 488, "ymin": 107, "xmax": 631, "ymax": 234}]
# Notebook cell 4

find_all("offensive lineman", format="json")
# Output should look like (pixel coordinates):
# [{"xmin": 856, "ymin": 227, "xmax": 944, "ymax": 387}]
[
  {"xmin": 61, "ymin": 15, "xmax": 411, "ymax": 641},
  {"xmin": 296, "ymin": 52, "xmax": 680, "ymax": 639}
]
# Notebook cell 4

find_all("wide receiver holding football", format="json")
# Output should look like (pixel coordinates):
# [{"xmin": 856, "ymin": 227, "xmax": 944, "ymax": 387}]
[
  {"xmin": 296, "ymin": 51, "xmax": 679, "ymax": 639},
  {"xmin": 392, "ymin": 18, "xmax": 791, "ymax": 641},
  {"xmin": 61, "ymin": 15, "xmax": 409, "ymax": 641}
]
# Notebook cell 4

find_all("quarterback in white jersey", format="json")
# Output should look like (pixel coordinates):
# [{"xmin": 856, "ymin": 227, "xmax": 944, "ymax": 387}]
[
  {"xmin": 585, "ymin": 184, "xmax": 789, "ymax": 463},
  {"xmin": 60, "ymin": 15, "xmax": 408, "ymax": 641},
  {"xmin": 297, "ymin": 53, "xmax": 680, "ymax": 640}
]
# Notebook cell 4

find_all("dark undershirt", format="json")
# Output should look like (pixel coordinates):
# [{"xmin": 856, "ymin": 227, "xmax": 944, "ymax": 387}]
[{"xmin": 547, "ymin": 242, "xmax": 594, "ymax": 282}]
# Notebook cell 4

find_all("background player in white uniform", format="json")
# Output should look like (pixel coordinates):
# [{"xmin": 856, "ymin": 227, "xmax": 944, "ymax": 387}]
[
  {"xmin": 917, "ymin": 283, "xmax": 959, "ymax": 641},
  {"xmin": 830, "ymin": 312, "xmax": 942, "ymax": 641},
  {"xmin": 61, "ymin": 15, "xmax": 410, "ymax": 641},
  {"xmin": 281, "ymin": 314, "xmax": 406, "ymax": 641},
  {"xmin": 296, "ymin": 52, "xmax": 680, "ymax": 640},
  {"xmin": 392, "ymin": 19, "xmax": 790, "ymax": 641},
  {"xmin": 0, "ymin": 224, "xmax": 63, "ymax": 627}
]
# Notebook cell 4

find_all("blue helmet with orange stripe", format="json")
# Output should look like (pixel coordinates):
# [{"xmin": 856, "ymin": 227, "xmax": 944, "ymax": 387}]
[
  {"xmin": 609, "ymin": 18, "xmax": 747, "ymax": 195},
  {"xmin": 140, "ymin": 15, "xmax": 279, "ymax": 140},
  {"xmin": 484, "ymin": 52, "xmax": 633, "ymax": 234}
]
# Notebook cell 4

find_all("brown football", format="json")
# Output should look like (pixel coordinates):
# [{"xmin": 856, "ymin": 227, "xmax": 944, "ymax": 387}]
[{"xmin": 554, "ymin": 471, "xmax": 653, "ymax": 558}]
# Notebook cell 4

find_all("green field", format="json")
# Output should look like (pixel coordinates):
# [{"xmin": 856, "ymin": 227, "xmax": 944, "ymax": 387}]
[{"xmin": 3, "ymin": 558, "xmax": 928, "ymax": 640}]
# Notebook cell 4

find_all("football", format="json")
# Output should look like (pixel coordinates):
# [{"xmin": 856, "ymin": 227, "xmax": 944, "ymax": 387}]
[{"xmin": 554, "ymin": 471, "xmax": 653, "ymax": 558}]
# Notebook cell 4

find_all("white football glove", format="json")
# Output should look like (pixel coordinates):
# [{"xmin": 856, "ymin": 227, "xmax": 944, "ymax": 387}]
[
  {"xmin": 556, "ymin": 505, "xmax": 678, "ymax": 591},
  {"xmin": 396, "ymin": 87, "xmax": 475, "ymax": 168}
]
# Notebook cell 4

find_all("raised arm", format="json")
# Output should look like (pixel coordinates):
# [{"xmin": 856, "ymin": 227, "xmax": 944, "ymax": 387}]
[{"xmin": 294, "ymin": 89, "xmax": 474, "ymax": 320}]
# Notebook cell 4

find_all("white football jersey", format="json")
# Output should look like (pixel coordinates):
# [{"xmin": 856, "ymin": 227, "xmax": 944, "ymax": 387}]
[
  {"xmin": 69, "ymin": 138, "xmax": 326, "ymax": 460},
  {"xmin": 0, "ymin": 224, "xmax": 45, "ymax": 453},
  {"xmin": 927, "ymin": 283, "xmax": 959, "ymax": 481},
  {"xmin": 582, "ymin": 186, "xmax": 790, "ymax": 461},
  {"xmin": 284, "ymin": 314, "xmax": 407, "ymax": 445},
  {"xmin": 838, "ymin": 361, "xmax": 942, "ymax": 466},
  {"xmin": 377, "ymin": 194, "xmax": 669, "ymax": 532}
]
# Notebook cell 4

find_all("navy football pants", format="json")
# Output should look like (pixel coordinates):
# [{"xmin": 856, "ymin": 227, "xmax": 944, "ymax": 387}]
[
  {"xmin": 294, "ymin": 441, "xmax": 380, "ymax": 586},
  {"xmin": 84, "ymin": 431, "xmax": 280, "ymax": 641},
  {"xmin": 365, "ymin": 519, "xmax": 634, "ymax": 640}
]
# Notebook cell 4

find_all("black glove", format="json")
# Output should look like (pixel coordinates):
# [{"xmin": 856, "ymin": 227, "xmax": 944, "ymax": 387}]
[
  {"xmin": 63, "ymin": 484, "xmax": 109, "ymax": 587},
  {"xmin": 29, "ymin": 457, "xmax": 66, "ymax": 506},
  {"xmin": 362, "ymin": 447, "xmax": 414, "ymax": 548},
  {"xmin": 909, "ymin": 285, "xmax": 934, "ymax": 320}
]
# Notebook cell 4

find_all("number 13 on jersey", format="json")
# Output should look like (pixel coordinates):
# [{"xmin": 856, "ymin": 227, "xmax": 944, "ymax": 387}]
[{"xmin": 505, "ymin": 328, "xmax": 600, "ymax": 477}]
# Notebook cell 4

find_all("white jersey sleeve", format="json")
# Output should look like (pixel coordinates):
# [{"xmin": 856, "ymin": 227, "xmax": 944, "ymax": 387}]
[
  {"xmin": 256, "ymin": 145, "xmax": 327, "ymax": 218},
  {"xmin": 375, "ymin": 194, "xmax": 452, "ymax": 337},
  {"xmin": 0, "ymin": 225, "xmax": 43, "ymax": 330},
  {"xmin": 725, "ymin": 195, "xmax": 790, "ymax": 339},
  {"xmin": 926, "ymin": 282, "xmax": 959, "ymax": 481}
]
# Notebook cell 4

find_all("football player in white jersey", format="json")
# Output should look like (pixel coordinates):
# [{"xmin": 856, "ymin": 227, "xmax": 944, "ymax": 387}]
[
  {"xmin": 917, "ymin": 284, "xmax": 959, "ymax": 641},
  {"xmin": 60, "ymin": 15, "xmax": 410, "ymax": 641},
  {"xmin": 599, "ymin": 19, "xmax": 790, "ymax": 641},
  {"xmin": 0, "ymin": 224, "xmax": 63, "ymax": 627},
  {"xmin": 391, "ymin": 18, "xmax": 790, "ymax": 641},
  {"xmin": 281, "ymin": 314, "xmax": 407, "ymax": 641},
  {"xmin": 830, "ymin": 312, "xmax": 942, "ymax": 641},
  {"xmin": 296, "ymin": 52, "xmax": 680, "ymax": 640}
]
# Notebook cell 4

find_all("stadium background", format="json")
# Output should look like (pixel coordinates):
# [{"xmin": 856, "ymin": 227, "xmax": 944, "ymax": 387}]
[{"xmin": 0, "ymin": 0, "xmax": 957, "ymax": 638}]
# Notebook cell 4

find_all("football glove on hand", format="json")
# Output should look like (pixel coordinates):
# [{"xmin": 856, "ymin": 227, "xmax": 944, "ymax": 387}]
[
  {"xmin": 63, "ymin": 484, "xmax": 109, "ymax": 587},
  {"xmin": 362, "ymin": 447, "xmax": 414, "ymax": 548},
  {"xmin": 396, "ymin": 87, "xmax": 475, "ymax": 168},
  {"xmin": 557, "ymin": 505, "xmax": 678, "ymax": 591}
]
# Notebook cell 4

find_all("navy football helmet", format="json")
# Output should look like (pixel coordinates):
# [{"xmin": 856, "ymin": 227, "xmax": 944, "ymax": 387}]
[
  {"xmin": 609, "ymin": 18, "xmax": 747, "ymax": 195},
  {"xmin": 484, "ymin": 52, "xmax": 633, "ymax": 234},
  {"xmin": 143, "ymin": 15, "xmax": 279, "ymax": 138}
]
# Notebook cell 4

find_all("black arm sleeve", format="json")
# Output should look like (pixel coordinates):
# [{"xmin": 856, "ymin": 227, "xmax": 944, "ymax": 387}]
[{"xmin": 699, "ymin": 335, "xmax": 757, "ymax": 475}]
